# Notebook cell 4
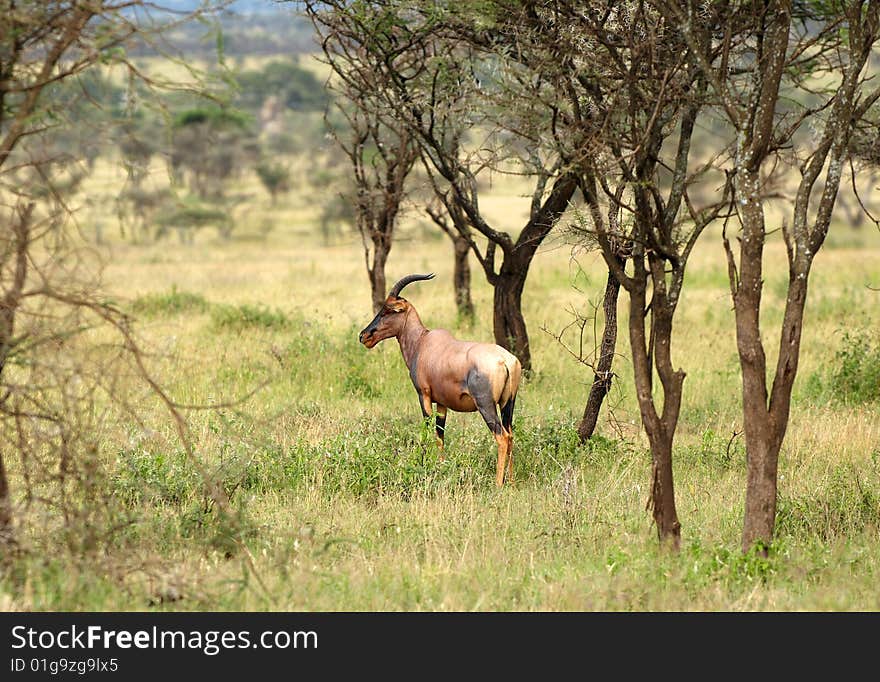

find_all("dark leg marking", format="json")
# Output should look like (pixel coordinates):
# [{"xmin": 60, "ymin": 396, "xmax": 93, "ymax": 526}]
[
  {"xmin": 500, "ymin": 396, "xmax": 516, "ymax": 484},
  {"xmin": 435, "ymin": 411, "xmax": 446, "ymax": 444},
  {"xmin": 466, "ymin": 369, "xmax": 510, "ymax": 486},
  {"xmin": 466, "ymin": 369, "xmax": 503, "ymax": 435},
  {"xmin": 501, "ymin": 396, "xmax": 516, "ymax": 432}
]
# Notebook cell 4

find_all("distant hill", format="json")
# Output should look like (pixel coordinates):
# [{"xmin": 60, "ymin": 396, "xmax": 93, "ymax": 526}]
[
  {"xmin": 161, "ymin": 0, "xmax": 293, "ymax": 13},
  {"xmin": 131, "ymin": 1, "xmax": 315, "ymax": 57},
  {"xmin": 226, "ymin": 0, "xmax": 288, "ymax": 12}
]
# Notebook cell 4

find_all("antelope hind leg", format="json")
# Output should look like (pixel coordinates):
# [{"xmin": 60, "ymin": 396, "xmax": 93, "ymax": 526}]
[
  {"xmin": 494, "ymin": 431, "xmax": 509, "ymax": 487},
  {"xmin": 505, "ymin": 430, "xmax": 514, "ymax": 484}
]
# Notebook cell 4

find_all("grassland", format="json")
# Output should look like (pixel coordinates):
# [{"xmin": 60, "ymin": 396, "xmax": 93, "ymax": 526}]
[{"xmin": 2, "ymin": 153, "xmax": 879, "ymax": 612}]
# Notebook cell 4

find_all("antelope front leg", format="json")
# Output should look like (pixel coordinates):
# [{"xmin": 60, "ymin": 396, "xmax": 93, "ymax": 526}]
[
  {"xmin": 417, "ymin": 391, "xmax": 445, "ymax": 462},
  {"xmin": 435, "ymin": 404, "xmax": 447, "ymax": 461}
]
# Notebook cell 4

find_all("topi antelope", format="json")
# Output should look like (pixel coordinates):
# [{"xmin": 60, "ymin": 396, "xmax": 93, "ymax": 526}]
[{"xmin": 358, "ymin": 273, "xmax": 522, "ymax": 486}]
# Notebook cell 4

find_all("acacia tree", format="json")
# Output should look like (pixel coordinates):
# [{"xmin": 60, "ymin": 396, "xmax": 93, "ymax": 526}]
[
  {"xmin": 0, "ymin": 0, "xmax": 234, "ymax": 550},
  {"xmin": 572, "ymin": 7, "xmax": 725, "ymax": 547},
  {"xmin": 255, "ymin": 160, "xmax": 292, "ymax": 206},
  {"xmin": 171, "ymin": 107, "xmax": 255, "ymax": 200},
  {"xmin": 412, "ymin": 1, "xmax": 628, "ymax": 438},
  {"xmin": 307, "ymin": 0, "xmax": 577, "ymax": 373},
  {"xmin": 455, "ymin": 1, "xmax": 733, "ymax": 546},
  {"xmin": 671, "ymin": 0, "xmax": 880, "ymax": 552},
  {"xmin": 411, "ymin": 99, "xmax": 576, "ymax": 376},
  {"xmin": 309, "ymin": 6, "xmax": 419, "ymax": 313}
]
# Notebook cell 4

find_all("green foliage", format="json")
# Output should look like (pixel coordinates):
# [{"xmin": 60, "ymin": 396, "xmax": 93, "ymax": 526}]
[
  {"xmin": 131, "ymin": 287, "xmax": 210, "ymax": 318},
  {"xmin": 173, "ymin": 106, "xmax": 250, "ymax": 130},
  {"xmin": 777, "ymin": 464, "xmax": 880, "ymax": 541},
  {"xmin": 254, "ymin": 160, "xmax": 292, "ymax": 202},
  {"xmin": 680, "ymin": 428, "xmax": 742, "ymax": 471},
  {"xmin": 155, "ymin": 201, "xmax": 230, "ymax": 228},
  {"xmin": 343, "ymin": 367, "xmax": 379, "ymax": 398},
  {"xmin": 234, "ymin": 59, "xmax": 329, "ymax": 113},
  {"xmin": 829, "ymin": 329, "xmax": 880, "ymax": 404},
  {"xmin": 171, "ymin": 108, "xmax": 256, "ymax": 200},
  {"xmin": 681, "ymin": 539, "xmax": 780, "ymax": 586},
  {"xmin": 210, "ymin": 303, "xmax": 292, "ymax": 331},
  {"xmin": 112, "ymin": 440, "xmax": 259, "ymax": 559},
  {"xmin": 113, "ymin": 447, "xmax": 201, "ymax": 507}
]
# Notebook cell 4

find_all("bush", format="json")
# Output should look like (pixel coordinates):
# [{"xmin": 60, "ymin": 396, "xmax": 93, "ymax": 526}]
[
  {"xmin": 830, "ymin": 329, "xmax": 880, "ymax": 404},
  {"xmin": 254, "ymin": 160, "xmax": 292, "ymax": 203},
  {"xmin": 776, "ymin": 464, "xmax": 879, "ymax": 541},
  {"xmin": 131, "ymin": 286, "xmax": 209, "ymax": 317},
  {"xmin": 210, "ymin": 303, "xmax": 292, "ymax": 331},
  {"xmin": 113, "ymin": 447, "xmax": 201, "ymax": 507}
]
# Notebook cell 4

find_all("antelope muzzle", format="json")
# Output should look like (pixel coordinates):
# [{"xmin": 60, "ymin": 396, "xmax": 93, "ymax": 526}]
[{"xmin": 358, "ymin": 313, "xmax": 382, "ymax": 348}]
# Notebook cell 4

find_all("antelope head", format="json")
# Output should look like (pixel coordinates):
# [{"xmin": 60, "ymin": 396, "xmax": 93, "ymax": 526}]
[{"xmin": 358, "ymin": 273, "xmax": 434, "ymax": 348}]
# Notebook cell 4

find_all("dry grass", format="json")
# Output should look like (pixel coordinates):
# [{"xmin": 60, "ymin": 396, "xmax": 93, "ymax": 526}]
[{"xmin": 2, "ymin": 152, "xmax": 879, "ymax": 613}]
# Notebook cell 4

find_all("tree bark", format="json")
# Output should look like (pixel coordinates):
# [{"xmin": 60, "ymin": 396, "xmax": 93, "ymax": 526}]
[
  {"xmin": 735, "ymin": 226, "xmax": 812, "ymax": 552},
  {"xmin": 628, "ymin": 274, "xmax": 682, "ymax": 549},
  {"xmin": 0, "ymin": 453, "xmax": 11, "ymax": 547},
  {"xmin": 578, "ymin": 262, "xmax": 622, "ymax": 443},
  {"xmin": 452, "ymin": 234, "xmax": 474, "ymax": 321},
  {"xmin": 647, "ymin": 430, "xmax": 681, "ymax": 549},
  {"xmin": 368, "ymin": 235, "xmax": 390, "ymax": 314},
  {"xmin": 741, "ymin": 428, "xmax": 779, "ymax": 551},
  {"xmin": 425, "ymin": 199, "xmax": 475, "ymax": 321},
  {"xmin": 485, "ymin": 173, "xmax": 578, "ymax": 374},
  {"xmin": 493, "ymin": 265, "xmax": 530, "ymax": 373},
  {"xmin": 730, "ymin": 160, "xmax": 780, "ymax": 553}
]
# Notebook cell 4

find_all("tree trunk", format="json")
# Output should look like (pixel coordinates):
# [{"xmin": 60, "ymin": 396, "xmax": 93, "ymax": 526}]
[
  {"xmin": 736, "ymin": 299, "xmax": 777, "ymax": 554},
  {"xmin": 647, "ymin": 430, "xmax": 681, "ymax": 549},
  {"xmin": 731, "ymin": 167, "xmax": 775, "ymax": 554},
  {"xmin": 578, "ymin": 262, "xmax": 622, "ymax": 442},
  {"xmin": 628, "ymin": 277, "xmax": 681, "ymax": 549},
  {"xmin": 369, "ymin": 237, "xmax": 389, "ymax": 313},
  {"xmin": 737, "ymin": 256, "xmax": 811, "ymax": 553},
  {"xmin": 741, "ymin": 424, "xmax": 780, "ymax": 552},
  {"xmin": 493, "ymin": 266, "xmax": 530, "ymax": 374},
  {"xmin": 452, "ymin": 235, "xmax": 474, "ymax": 322},
  {"xmin": 0, "ymin": 453, "xmax": 11, "ymax": 547}
]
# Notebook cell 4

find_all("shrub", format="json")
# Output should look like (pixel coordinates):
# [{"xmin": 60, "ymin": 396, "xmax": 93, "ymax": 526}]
[
  {"xmin": 210, "ymin": 303, "xmax": 291, "ymax": 331},
  {"xmin": 131, "ymin": 286, "xmax": 209, "ymax": 317},
  {"xmin": 776, "ymin": 465, "xmax": 880, "ymax": 541},
  {"xmin": 830, "ymin": 329, "xmax": 880, "ymax": 404},
  {"xmin": 113, "ymin": 447, "xmax": 201, "ymax": 507}
]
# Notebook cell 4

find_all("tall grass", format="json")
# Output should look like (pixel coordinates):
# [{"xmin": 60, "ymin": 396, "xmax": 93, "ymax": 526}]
[{"xmin": 2, "ymin": 163, "xmax": 879, "ymax": 611}]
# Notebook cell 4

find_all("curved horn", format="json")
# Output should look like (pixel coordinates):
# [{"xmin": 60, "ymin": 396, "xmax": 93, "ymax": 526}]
[{"xmin": 388, "ymin": 273, "xmax": 435, "ymax": 299}]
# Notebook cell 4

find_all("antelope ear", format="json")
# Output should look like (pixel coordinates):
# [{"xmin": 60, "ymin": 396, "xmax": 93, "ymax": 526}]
[{"xmin": 388, "ymin": 299, "xmax": 407, "ymax": 313}]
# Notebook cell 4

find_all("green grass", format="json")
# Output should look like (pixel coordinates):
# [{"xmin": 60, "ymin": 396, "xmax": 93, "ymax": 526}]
[
  {"xmin": 829, "ymin": 329, "xmax": 880, "ymax": 405},
  {"xmin": 210, "ymin": 303, "xmax": 293, "ymax": 331},
  {"xmin": 2, "ymin": 156, "xmax": 880, "ymax": 612},
  {"xmin": 131, "ymin": 286, "xmax": 210, "ymax": 317}
]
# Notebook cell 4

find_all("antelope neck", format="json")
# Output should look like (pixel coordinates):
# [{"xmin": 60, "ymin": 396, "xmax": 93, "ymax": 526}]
[{"xmin": 397, "ymin": 308, "xmax": 428, "ymax": 369}]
